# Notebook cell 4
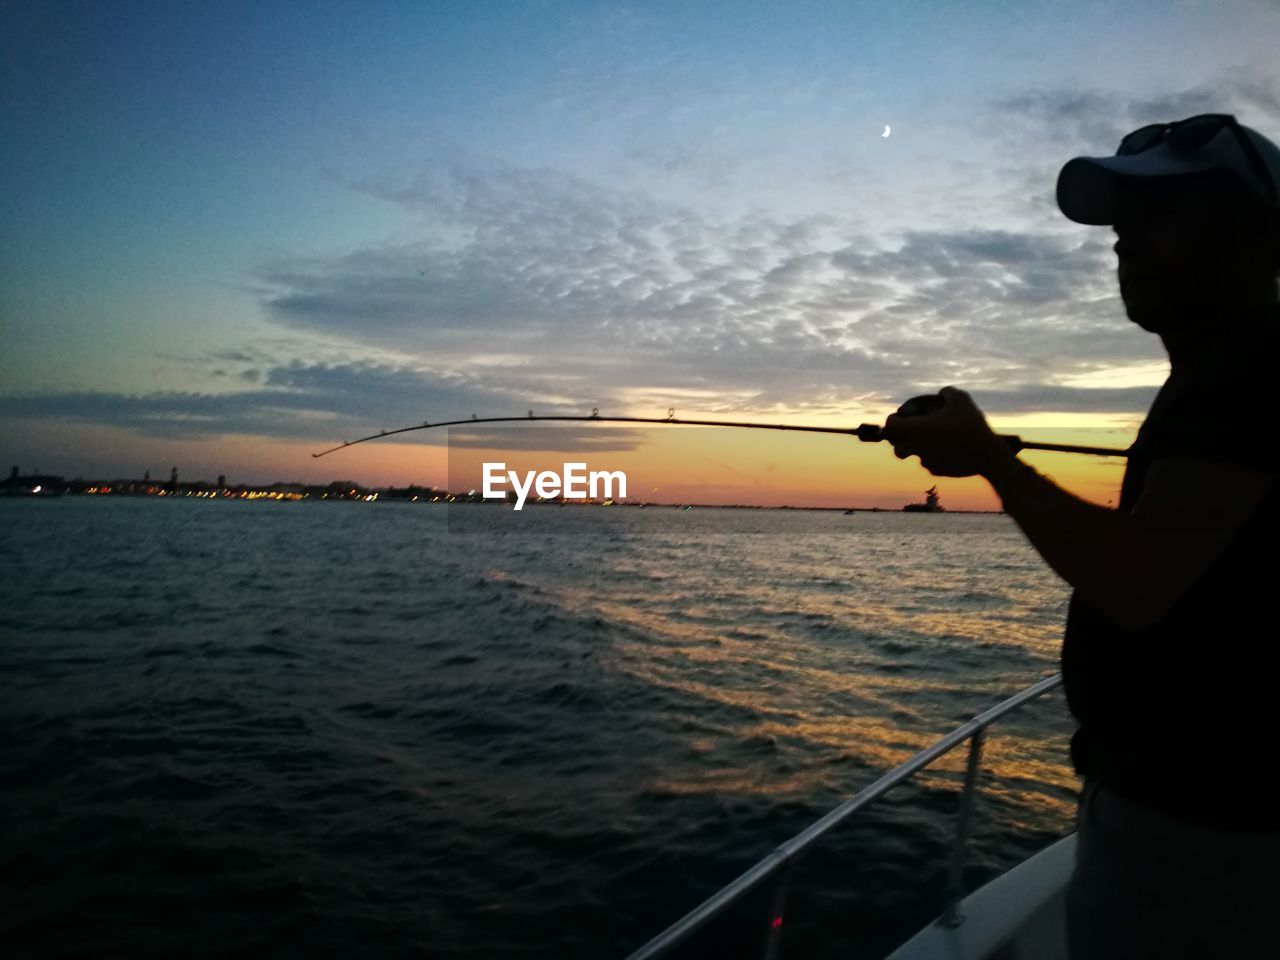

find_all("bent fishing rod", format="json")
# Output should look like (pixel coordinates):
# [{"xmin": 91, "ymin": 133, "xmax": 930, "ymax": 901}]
[{"xmin": 312, "ymin": 394, "xmax": 1129, "ymax": 460}]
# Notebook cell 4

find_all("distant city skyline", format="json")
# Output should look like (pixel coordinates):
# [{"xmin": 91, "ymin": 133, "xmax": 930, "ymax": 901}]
[
  {"xmin": 0, "ymin": 462, "xmax": 1002, "ymax": 512},
  {"xmin": 3, "ymin": 1, "xmax": 1277, "ymax": 509}
]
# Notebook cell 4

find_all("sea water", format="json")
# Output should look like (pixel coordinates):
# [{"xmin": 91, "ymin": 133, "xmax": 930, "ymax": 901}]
[{"xmin": 0, "ymin": 498, "xmax": 1078, "ymax": 958}]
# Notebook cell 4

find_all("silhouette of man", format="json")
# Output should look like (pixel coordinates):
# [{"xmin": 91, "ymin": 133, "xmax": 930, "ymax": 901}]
[{"xmin": 882, "ymin": 114, "xmax": 1280, "ymax": 957}]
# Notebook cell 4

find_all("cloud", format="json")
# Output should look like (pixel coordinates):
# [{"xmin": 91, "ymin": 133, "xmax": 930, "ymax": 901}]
[
  {"xmin": 0, "ymin": 362, "xmax": 525, "ymax": 443},
  {"xmin": 42, "ymin": 69, "xmax": 1277, "ymax": 446},
  {"xmin": 2, "ymin": 220, "xmax": 1151, "ymax": 444},
  {"xmin": 5, "ymin": 149, "xmax": 1164, "ymax": 447},
  {"xmin": 989, "ymin": 67, "xmax": 1280, "ymax": 155},
  {"xmin": 446, "ymin": 425, "xmax": 650, "ymax": 452},
  {"xmin": 249, "ymin": 159, "xmax": 1154, "ymax": 425},
  {"xmin": 967, "ymin": 384, "xmax": 1157, "ymax": 414}
]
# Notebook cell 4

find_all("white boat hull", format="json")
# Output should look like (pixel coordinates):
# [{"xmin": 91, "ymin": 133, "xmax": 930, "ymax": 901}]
[{"xmin": 886, "ymin": 833, "xmax": 1075, "ymax": 960}]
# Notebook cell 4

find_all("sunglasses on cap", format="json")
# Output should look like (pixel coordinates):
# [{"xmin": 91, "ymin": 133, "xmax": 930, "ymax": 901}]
[{"xmin": 1117, "ymin": 113, "xmax": 1277, "ymax": 204}]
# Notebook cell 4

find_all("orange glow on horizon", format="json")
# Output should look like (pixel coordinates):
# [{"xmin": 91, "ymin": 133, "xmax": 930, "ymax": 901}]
[
  {"xmin": 9, "ymin": 415, "xmax": 1133, "ymax": 509},
  {"xmin": 445, "ymin": 423, "xmax": 1130, "ymax": 510}
]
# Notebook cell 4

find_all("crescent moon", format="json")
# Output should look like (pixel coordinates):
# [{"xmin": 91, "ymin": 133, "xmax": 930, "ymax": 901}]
[{"xmin": 882, "ymin": 124, "xmax": 891, "ymax": 138}]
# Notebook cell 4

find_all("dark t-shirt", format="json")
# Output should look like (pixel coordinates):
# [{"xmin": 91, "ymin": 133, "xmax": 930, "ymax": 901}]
[{"xmin": 1061, "ymin": 313, "xmax": 1280, "ymax": 830}]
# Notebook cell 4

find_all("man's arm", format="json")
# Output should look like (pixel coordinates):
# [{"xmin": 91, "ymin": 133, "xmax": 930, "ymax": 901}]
[
  {"xmin": 883, "ymin": 386, "xmax": 1276, "ymax": 632},
  {"xmin": 982, "ymin": 444, "xmax": 1275, "ymax": 631}
]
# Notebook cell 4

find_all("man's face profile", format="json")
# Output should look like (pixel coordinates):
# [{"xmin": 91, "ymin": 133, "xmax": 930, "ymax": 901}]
[{"xmin": 1112, "ymin": 173, "xmax": 1272, "ymax": 333}]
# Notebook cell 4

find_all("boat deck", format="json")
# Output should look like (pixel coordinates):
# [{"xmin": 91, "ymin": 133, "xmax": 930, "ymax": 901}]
[{"xmin": 886, "ymin": 832, "xmax": 1074, "ymax": 959}]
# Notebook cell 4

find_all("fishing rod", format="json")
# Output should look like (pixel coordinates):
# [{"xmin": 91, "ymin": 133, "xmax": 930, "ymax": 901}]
[{"xmin": 312, "ymin": 394, "xmax": 1130, "ymax": 460}]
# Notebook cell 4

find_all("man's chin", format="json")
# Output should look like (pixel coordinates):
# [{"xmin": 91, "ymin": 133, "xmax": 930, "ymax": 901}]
[
  {"xmin": 1123, "ymin": 305, "xmax": 1166, "ymax": 333},
  {"xmin": 1121, "ymin": 296, "xmax": 1165, "ymax": 333},
  {"xmin": 1121, "ymin": 286, "xmax": 1187, "ymax": 333},
  {"xmin": 1123, "ymin": 294, "xmax": 1209, "ymax": 335}
]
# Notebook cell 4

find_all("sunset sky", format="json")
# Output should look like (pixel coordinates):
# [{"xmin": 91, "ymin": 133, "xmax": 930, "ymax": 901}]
[{"xmin": 3, "ymin": 0, "xmax": 1278, "ymax": 509}]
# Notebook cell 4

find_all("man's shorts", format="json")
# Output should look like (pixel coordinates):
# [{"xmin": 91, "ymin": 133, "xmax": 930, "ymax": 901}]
[{"xmin": 1066, "ymin": 777, "xmax": 1280, "ymax": 959}]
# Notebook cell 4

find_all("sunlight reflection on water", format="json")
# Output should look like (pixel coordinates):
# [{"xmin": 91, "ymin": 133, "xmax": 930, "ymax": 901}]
[{"xmin": 2, "ymin": 500, "xmax": 1079, "ymax": 959}]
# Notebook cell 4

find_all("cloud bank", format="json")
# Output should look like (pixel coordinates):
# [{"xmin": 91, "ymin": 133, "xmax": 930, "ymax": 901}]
[{"xmin": 28, "ymin": 69, "xmax": 1280, "ymax": 441}]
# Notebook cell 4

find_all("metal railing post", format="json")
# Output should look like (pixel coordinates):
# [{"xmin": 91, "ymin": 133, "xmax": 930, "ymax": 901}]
[{"xmin": 940, "ymin": 727, "xmax": 986, "ymax": 928}]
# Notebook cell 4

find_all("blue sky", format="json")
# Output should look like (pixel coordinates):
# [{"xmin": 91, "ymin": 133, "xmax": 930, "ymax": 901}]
[{"xmin": 2, "ymin": 0, "xmax": 1278, "ymax": 482}]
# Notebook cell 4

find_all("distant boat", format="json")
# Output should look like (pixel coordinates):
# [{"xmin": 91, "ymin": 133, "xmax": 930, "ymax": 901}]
[
  {"xmin": 903, "ymin": 485, "xmax": 944, "ymax": 512},
  {"xmin": 844, "ymin": 508, "xmax": 856, "ymax": 515}
]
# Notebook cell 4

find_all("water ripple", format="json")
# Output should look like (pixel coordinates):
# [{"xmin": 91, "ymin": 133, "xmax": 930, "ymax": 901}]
[{"xmin": 0, "ymin": 500, "xmax": 1076, "ymax": 959}]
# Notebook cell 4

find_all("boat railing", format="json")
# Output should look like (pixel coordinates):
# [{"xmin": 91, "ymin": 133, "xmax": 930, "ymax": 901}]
[{"xmin": 624, "ymin": 672, "xmax": 1066, "ymax": 960}]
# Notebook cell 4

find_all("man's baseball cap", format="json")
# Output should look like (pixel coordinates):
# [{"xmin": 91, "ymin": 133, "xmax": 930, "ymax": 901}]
[{"xmin": 1056, "ymin": 114, "xmax": 1280, "ymax": 225}]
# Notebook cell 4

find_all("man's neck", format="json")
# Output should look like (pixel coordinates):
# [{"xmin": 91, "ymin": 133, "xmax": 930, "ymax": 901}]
[{"xmin": 1160, "ymin": 300, "xmax": 1278, "ymax": 376}]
